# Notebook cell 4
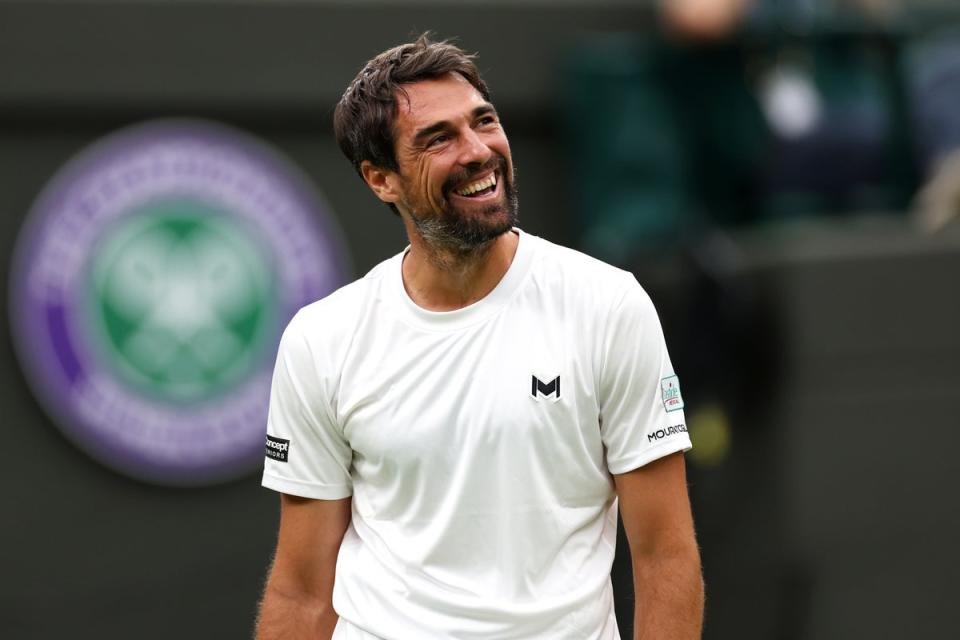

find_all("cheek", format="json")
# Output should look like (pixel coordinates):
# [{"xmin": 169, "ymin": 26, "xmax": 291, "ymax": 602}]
[
  {"xmin": 491, "ymin": 136, "xmax": 514, "ymax": 176},
  {"xmin": 417, "ymin": 162, "xmax": 445, "ymax": 205}
]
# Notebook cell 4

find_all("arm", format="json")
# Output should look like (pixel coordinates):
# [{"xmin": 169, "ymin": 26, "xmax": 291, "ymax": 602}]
[
  {"xmin": 256, "ymin": 494, "xmax": 352, "ymax": 640},
  {"xmin": 614, "ymin": 452, "xmax": 704, "ymax": 640}
]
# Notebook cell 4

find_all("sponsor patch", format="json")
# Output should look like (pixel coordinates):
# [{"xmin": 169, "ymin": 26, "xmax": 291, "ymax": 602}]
[
  {"xmin": 265, "ymin": 435, "xmax": 290, "ymax": 463},
  {"xmin": 530, "ymin": 374, "xmax": 561, "ymax": 402},
  {"xmin": 661, "ymin": 375, "xmax": 684, "ymax": 412},
  {"xmin": 647, "ymin": 423, "xmax": 688, "ymax": 443}
]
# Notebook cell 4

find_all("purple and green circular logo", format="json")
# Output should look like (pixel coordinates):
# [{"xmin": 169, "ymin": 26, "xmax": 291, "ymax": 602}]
[{"xmin": 10, "ymin": 119, "xmax": 350, "ymax": 486}]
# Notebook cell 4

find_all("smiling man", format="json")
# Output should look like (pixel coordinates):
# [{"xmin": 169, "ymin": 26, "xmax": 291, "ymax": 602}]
[{"xmin": 256, "ymin": 35, "xmax": 703, "ymax": 640}]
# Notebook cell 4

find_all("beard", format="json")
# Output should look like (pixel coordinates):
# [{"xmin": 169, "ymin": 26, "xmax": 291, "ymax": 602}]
[{"xmin": 404, "ymin": 156, "xmax": 519, "ymax": 255}]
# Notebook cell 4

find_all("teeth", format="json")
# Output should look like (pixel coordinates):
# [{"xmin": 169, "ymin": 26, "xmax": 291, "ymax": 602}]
[{"xmin": 455, "ymin": 174, "xmax": 496, "ymax": 196}]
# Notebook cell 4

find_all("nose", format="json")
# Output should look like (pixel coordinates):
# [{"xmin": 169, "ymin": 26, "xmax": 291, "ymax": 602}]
[{"xmin": 457, "ymin": 127, "xmax": 492, "ymax": 167}]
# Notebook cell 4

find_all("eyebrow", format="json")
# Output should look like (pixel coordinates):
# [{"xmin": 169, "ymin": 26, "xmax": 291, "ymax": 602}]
[{"xmin": 411, "ymin": 103, "xmax": 498, "ymax": 147}]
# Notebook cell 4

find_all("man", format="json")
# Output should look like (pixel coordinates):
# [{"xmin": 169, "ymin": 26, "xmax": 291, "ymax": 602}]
[{"xmin": 257, "ymin": 35, "xmax": 703, "ymax": 640}]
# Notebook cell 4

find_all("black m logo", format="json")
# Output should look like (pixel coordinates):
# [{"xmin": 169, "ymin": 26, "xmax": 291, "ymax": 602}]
[{"xmin": 531, "ymin": 375, "xmax": 561, "ymax": 401}]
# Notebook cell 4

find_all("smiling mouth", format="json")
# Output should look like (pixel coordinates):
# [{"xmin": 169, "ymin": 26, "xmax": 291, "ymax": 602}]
[{"xmin": 453, "ymin": 173, "xmax": 497, "ymax": 198}]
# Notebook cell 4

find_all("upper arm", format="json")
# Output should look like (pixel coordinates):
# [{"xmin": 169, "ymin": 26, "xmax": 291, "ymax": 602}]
[
  {"xmin": 267, "ymin": 494, "xmax": 352, "ymax": 600},
  {"xmin": 613, "ymin": 448, "xmax": 704, "ymax": 638},
  {"xmin": 613, "ymin": 452, "xmax": 697, "ymax": 561},
  {"xmin": 600, "ymin": 277, "xmax": 691, "ymax": 474},
  {"xmin": 262, "ymin": 313, "xmax": 353, "ymax": 500}
]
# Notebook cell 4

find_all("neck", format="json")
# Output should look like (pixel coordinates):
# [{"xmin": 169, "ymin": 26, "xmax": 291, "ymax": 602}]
[{"xmin": 401, "ymin": 227, "xmax": 519, "ymax": 311}]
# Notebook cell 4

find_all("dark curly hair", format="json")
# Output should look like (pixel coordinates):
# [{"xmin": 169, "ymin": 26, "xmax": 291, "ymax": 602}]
[{"xmin": 333, "ymin": 33, "xmax": 491, "ymax": 183}]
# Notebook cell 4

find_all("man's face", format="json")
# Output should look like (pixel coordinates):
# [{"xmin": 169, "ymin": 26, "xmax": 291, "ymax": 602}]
[{"xmin": 387, "ymin": 73, "xmax": 517, "ymax": 251}]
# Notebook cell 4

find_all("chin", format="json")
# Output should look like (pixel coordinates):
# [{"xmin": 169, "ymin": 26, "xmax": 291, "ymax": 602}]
[{"xmin": 409, "ymin": 180, "xmax": 518, "ymax": 252}]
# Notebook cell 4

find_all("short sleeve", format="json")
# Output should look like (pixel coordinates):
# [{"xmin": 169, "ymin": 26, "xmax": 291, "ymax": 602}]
[
  {"xmin": 261, "ymin": 313, "xmax": 353, "ymax": 499},
  {"xmin": 599, "ymin": 276, "xmax": 691, "ymax": 475}
]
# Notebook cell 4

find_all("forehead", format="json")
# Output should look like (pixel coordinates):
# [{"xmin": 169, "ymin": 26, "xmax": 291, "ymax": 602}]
[{"xmin": 394, "ymin": 73, "xmax": 489, "ymax": 137}]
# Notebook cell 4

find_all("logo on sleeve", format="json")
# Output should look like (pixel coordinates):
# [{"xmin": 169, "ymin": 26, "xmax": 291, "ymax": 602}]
[
  {"xmin": 661, "ymin": 375, "xmax": 684, "ymax": 412},
  {"xmin": 265, "ymin": 435, "xmax": 290, "ymax": 462},
  {"xmin": 531, "ymin": 374, "xmax": 561, "ymax": 402},
  {"xmin": 648, "ymin": 423, "xmax": 688, "ymax": 443}
]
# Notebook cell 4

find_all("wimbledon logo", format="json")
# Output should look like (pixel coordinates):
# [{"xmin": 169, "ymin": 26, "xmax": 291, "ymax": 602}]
[{"xmin": 9, "ymin": 120, "xmax": 349, "ymax": 486}]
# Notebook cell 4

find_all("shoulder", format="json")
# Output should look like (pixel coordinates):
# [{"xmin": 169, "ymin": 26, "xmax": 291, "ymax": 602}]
[
  {"xmin": 282, "ymin": 251, "xmax": 400, "ymax": 357},
  {"xmin": 524, "ymin": 232, "xmax": 642, "ymax": 310}
]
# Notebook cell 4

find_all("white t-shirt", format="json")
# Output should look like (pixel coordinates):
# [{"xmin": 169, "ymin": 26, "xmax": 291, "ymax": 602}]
[{"xmin": 262, "ymin": 229, "xmax": 690, "ymax": 640}]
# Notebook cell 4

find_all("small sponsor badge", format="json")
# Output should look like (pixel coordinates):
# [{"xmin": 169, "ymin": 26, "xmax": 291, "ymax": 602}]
[
  {"xmin": 661, "ymin": 375, "xmax": 684, "ymax": 412},
  {"xmin": 647, "ymin": 422, "xmax": 688, "ymax": 444},
  {"xmin": 265, "ymin": 435, "xmax": 290, "ymax": 463},
  {"xmin": 530, "ymin": 373, "xmax": 561, "ymax": 402}
]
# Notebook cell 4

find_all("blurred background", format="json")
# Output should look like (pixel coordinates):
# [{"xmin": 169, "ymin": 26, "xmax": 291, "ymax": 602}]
[{"xmin": 2, "ymin": 0, "xmax": 959, "ymax": 638}]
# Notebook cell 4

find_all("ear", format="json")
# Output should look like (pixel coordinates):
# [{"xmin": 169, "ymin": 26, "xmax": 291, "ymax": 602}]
[{"xmin": 360, "ymin": 160, "xmax": 402, "ymax": 204}]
